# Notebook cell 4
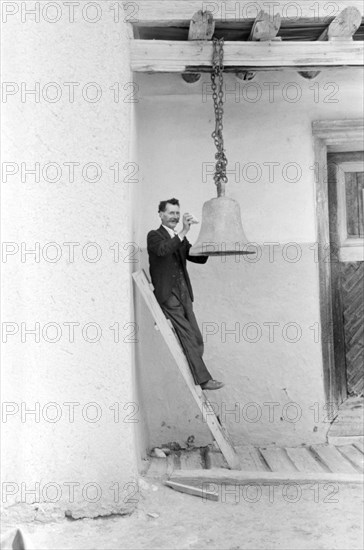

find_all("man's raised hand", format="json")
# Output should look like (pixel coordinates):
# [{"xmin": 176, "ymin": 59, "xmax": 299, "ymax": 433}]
[
  {"xmin": 179, "ymin": 213, "xmax": 198, "ymax": 239},
  {"xmin": 182, "ymin": 213, "xmax": 199, "ymax": 231}
]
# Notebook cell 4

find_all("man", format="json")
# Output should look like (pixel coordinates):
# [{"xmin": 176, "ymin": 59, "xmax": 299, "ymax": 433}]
[{"xmin": 147, "ymin": 197, "xmax": 224, "ymax": 390}]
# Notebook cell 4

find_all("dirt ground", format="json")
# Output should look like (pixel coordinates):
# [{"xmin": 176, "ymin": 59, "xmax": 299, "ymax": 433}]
[{"xmin": 3, "ymin": 480, "xmax": 364, "ymax": 550}]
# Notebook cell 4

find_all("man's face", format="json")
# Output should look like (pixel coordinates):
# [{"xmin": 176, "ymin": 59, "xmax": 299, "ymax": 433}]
[{"xmin": 159, "ymin": 203, "xmax": 180, "ymax": 230}]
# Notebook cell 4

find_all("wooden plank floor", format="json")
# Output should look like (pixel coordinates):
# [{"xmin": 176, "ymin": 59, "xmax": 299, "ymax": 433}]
[
  {"xmin": 310, "ymin": 444, "xmax": 359, "ymax": 474},
  {"xmin": 146, "ymin": 402, "xmax": 364, "ymax": 478},
  {"xmin": 259, "ymin": 447, "xmax": 298, "ymax": 473},
  {"xmin": 146, "ymin": 442, "xmax": 364, "ymax": 479},
  {"xmin": 336, "ymin": 444, "xmax": 364, "ymax": 472},
  {"xmin": 236, "ymin": 445, "xmax": 269, "ymax": 472},
  {"xmin": 285, "ymin": 446, "xmax": 327, "ymax": 473}
]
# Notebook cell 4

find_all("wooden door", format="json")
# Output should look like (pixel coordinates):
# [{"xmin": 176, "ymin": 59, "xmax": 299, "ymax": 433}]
[{"xmin": 328, "ymin": 152, "xmax": 364, "ymax": 398}]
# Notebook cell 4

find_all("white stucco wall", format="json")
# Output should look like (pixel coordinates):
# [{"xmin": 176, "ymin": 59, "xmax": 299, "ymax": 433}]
[
  {"xmin": 134, "ymin": 68, "xmax": 364, "ymax": 450},
  {"xmin": 1, "ymin": 4, "xmax": 138, "ymax": 519}
]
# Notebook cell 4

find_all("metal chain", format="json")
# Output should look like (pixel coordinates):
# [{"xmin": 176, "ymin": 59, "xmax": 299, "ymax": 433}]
[{"xmin": 210, "ymin": 37, "xmax": 227, "ymax": 197}]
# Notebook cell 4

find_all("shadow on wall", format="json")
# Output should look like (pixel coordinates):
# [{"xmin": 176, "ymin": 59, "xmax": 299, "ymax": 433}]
[{"xmin": 133, "ymin": 244, "xmax": 327, "ymax": 451}]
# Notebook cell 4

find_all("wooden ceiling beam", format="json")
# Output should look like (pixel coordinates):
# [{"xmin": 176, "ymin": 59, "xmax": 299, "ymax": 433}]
[
  {"xmin": 130, "ymin": 40, "xmax": 364, "ymax": 72},
  {"xmin": 126, "ymin": 1, "xmax": 364, "ymax": 26},
  {"xmin": 248, "ymin": 9, "xmax": 281, "ymax": 41},
  {"xmin": 238, "ymin": 10, "xmax": 281, "ymax": 80},
  {"xmin": 182, "ymin": 10, "xmax": 215, "ymax": 83},
  {"xmin": 299, "ymin": 6, "xmax": 362, "ymax": 79},
  {"xmin": 188, "ymin": 9, "xmax": 215, "ymax": 40},
  {"xmin": 318, "ymin": 6, "xmax": 362, "ymax": 40}
]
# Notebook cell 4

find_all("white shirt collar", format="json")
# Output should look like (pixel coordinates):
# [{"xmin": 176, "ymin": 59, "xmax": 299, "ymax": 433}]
[{"xmin": 162, "ymin": 224, "xmax": 177, "ymax": 238}]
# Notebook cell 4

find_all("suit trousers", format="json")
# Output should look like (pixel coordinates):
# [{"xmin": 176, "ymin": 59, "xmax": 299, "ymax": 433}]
[{"xmin": 160, "ymin": 273, "xmax": 212, "ymax": 385}]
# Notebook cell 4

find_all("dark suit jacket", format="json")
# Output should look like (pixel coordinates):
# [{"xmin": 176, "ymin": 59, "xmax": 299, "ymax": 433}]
[{"xmin": 147, "ymin": 225, "xmax": 208, "ymax": 304}]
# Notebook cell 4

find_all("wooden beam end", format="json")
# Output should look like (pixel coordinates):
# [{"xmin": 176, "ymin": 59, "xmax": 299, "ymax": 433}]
[{"xmin": 182, "ymin": 73, "xmax": 201, "ymax": 83}]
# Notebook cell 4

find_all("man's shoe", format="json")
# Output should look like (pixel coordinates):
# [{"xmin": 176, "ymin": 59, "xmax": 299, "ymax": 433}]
[{"xmin": 201, "ymin": 380, "xmax": 225, "ymax": 391}]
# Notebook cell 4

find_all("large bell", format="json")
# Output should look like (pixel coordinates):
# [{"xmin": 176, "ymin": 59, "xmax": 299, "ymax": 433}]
[{"xmin": 189, "ymin": 196, "xmax": 254, "ymax": 256}]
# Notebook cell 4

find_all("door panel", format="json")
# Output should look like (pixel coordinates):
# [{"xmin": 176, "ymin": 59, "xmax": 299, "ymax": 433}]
[
  {"xmin": 328, "ymin": 152, "xmax": 364, "ymax": 398},
  {"xmin": 341, "ymin": 262, "xmax": 364, "ymax": 395},
  {"xmin": 345, "ymin": 172, "xmax": 364, "ymax": 237}
]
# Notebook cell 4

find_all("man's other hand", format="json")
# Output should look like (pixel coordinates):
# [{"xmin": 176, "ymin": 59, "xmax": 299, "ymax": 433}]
[{"xmin": 182, "ymin": 213, "xmax": 198, "ymax": 232}]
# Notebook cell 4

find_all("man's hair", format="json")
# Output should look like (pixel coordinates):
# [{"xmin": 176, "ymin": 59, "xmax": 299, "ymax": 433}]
[{"xmin": 158, "ymin": 198, "xmax": 180, "ymax": 212}]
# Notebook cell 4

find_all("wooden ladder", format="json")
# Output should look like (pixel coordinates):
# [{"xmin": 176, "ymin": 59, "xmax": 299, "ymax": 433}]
[{"xmin": 132, "ymin": 269, "xmax": 241, "ymax": 470}]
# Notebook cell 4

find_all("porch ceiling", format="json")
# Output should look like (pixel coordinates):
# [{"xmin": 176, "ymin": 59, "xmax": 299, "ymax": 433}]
[
  {"xmin": 135, "ymin": 24, "xmax": 364, "ymax": 42},
  {"xmin": 128, "ymin": 0, "xmax": 364, "ymax": 26},
  {"xmin": 126, "ymin": 1, "xmax": 364, "ymax": 73}
]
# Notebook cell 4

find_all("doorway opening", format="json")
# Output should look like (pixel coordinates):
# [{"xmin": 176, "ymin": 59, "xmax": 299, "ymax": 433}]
[
  {"xmin": 326, "ymin": 150, "xmax": 364, "ymax": 444},
  {"xmin": 312, "ymin": 120, "xmax": 364, "ymax": 411},
  {"xmin": 327, "ymin": 151, "xmax": 364, "ymax": 401}
]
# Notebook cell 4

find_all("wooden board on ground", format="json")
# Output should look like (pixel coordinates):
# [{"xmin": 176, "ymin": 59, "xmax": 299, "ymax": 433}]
[
  {"xmin": 164, "ymin": 480, "xmax": 219, "ymax": 501},
  {"xmin": 206, "ymin": 449, "xmax": 229, "ymax": 469},
  {"xmin": 179, "ymin": 449, "xmax": 204, "ymax": 470},
  {"xmin": 132, "ymin": 270, "xmax": 241, "ymax": 470},
  {"xmin": 336, "ymin": 444, "xmax": 364, "ymax": 472},
  {"xmin": 147, "ymin": 455, "xmax": 175, "ymax": 477},
  {"xmin": 285, "ymin": 446, "xmax": 327, "ymax": 473},
  {"xmin": 169, "ymin": 468, "xmax": 363, "ymax": 485},
  {"xmin": 354, "ymin": 440, "xmax": 364, "ymax": 453},
  {"xmin": 235, "ymin": 445, "xmax": 269, "ymax": 472},
  {"xmin": 329, "ymin": 435, "xmax": 364, "ymax": 446},
  {"xmin": 259, "ymin": 447, "xmax": 298, "ymax": 473},
  {"xmin": 311, "ymin": 444, "xmax": 358, "ymax": 473}
]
